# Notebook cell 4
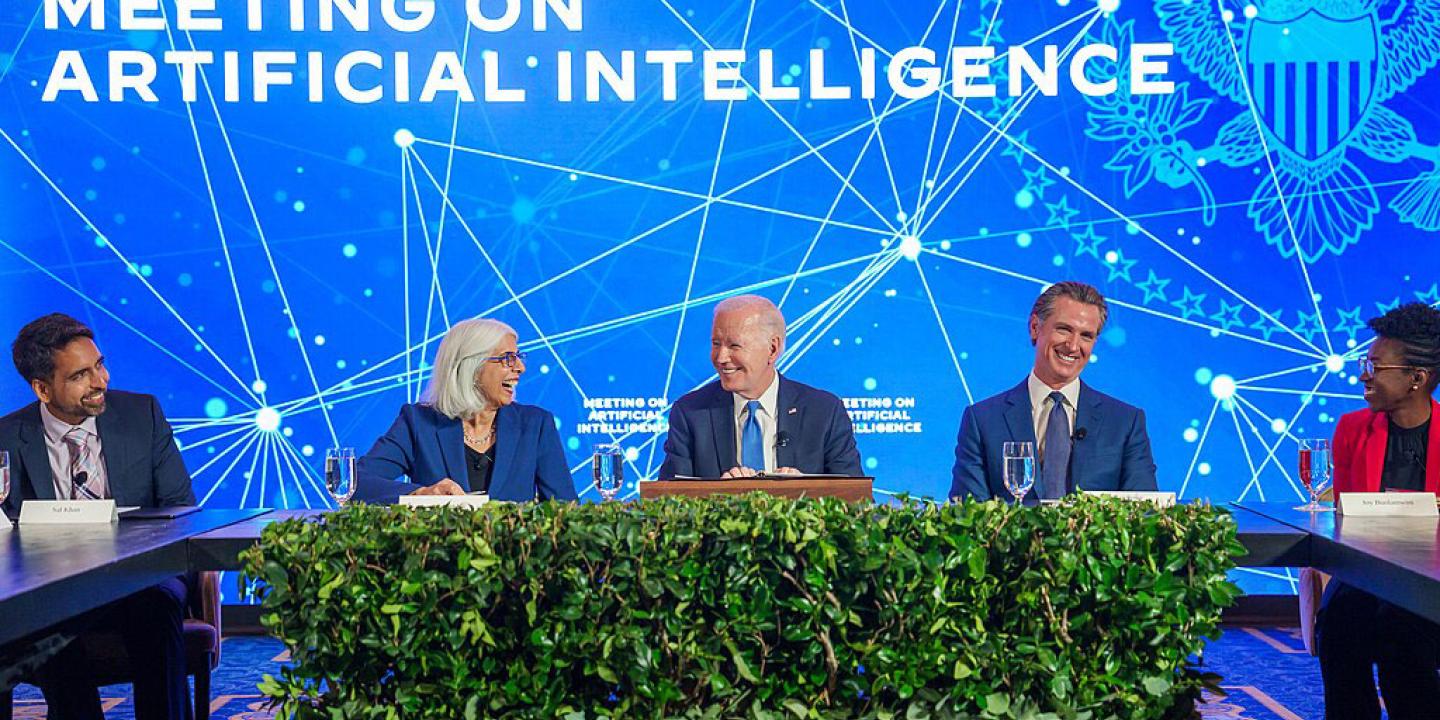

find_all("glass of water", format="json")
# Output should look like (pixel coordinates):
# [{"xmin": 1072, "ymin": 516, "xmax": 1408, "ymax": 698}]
[
  {"xmin": 1003, "ymin": 441, "xmax": 1036, "ymax": 505},
  {"xmin": 1295, "ymin": 438, "xmax": 1335, "ymax": 512},
  {"xmin": 593, "ymin": 444, "xmax": 624, "ymax": 501},
  {"xmin": 325, "ymin": 447, "xmax": 357, "ymax": 507},
  {"xmin": 0, "ymin": 450, "xmax": 10, "ymax": 521}
]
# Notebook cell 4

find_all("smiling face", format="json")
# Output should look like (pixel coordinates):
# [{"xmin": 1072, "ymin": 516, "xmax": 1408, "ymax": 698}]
[
  {"xmin": 1360, "ymin": 337, "xmax": 1424, "ymax": 413},
  {"xmin": 474, "ymin": 334, "xmax": 523, "ymax": 408},
  {"xmin": 711, "ymin": 308, "xmax": 780, "ymax": 400},
  {"xmin": 1029, "ymin": 297, "xmax": 1102, "ymax": 389},
  {"xmin": 33, "ymin": 337, "xmax": 110, "ymax": 425}
]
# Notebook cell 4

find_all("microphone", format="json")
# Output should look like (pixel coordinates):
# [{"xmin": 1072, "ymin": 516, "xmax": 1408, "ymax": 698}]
[
  {"xmin": 1072, "ymin": 427, "xmax": 1087, "ymax": 442},
  {"xmin": 73, "ymin": 470, "xmax": 89, "ymax": 486},
  {"xmin": 774, "ymin": 431, "xmax": 791, "ymax": 449}
]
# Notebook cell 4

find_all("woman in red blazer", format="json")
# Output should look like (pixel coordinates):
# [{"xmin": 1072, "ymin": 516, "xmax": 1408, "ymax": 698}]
[{"xmin": 1318, "ymin": 302, "xmax": 1440, "ymax": 720}]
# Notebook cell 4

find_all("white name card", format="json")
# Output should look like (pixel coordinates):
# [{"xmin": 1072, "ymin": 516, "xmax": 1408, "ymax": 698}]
[
  {"xmin": 1082, "ymin": 491, "xmax": 1177, "ymax": 508},
  {"xmin": 20, "ymin": 499, "xmax": 119, "ymax": 524},
  {"xmin": 1337, "ymin": 492, "xmax": 1439, "ymax": 517},
  {"xmin": 399, "ymin": 494, "xmax": 490, "ymax": 509}
]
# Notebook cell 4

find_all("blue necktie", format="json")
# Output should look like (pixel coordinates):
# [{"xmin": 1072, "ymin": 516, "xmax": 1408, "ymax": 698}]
[
  {"xmin": 741, "ymin": 400, "xmax": 765, "ymax": 471},
  {"xmin": 1040, "ymin": 391, "xmax": 1071, "ymax": 499}
]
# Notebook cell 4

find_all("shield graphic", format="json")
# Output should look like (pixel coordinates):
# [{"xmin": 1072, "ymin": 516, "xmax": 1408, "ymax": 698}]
[{"xmin": 1245, "ymin": 10, "xmax": 1378, "ymax": 160}]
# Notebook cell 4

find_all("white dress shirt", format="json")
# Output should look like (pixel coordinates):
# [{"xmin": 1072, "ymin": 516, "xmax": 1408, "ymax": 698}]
[
  {"xmin": 732, "ymin": 372, "xmax": 780, "ymax": 472},
  {"xmin": 1027, "ymin": 372, "xmax": 1080, "ymax": 465},
  {"xmin": 40, "ymin": 402, "xmax": 110, "ymax": 500}
]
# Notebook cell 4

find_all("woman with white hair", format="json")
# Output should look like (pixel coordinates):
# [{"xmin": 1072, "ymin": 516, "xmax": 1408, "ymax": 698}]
[{"xmin": 354, "ymin": 318, "xmax": 577, "ymax": 503}]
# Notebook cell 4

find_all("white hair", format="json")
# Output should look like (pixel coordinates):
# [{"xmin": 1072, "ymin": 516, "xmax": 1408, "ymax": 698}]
[
  {"xmin": 714, "ymin": 294, "xmax": 786, "ymax": 352},
  {"xmin": 424, "ymin": 318, "xmax": 517, "ymax": 419}
]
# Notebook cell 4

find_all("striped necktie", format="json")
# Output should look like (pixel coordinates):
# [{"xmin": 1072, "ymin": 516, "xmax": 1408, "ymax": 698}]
[{"xmin": 63, "ymin": 426, "xmax": 101, "ymax": 500}]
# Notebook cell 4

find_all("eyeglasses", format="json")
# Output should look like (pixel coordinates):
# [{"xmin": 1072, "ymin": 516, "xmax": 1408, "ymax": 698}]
[
  {"xmin": 1357, "ymin": 357, "xmax": 1414, "ymax": 375},
  {"xmin": 484, "ymin": 351, "xmax": 527, "ymax": 369}
]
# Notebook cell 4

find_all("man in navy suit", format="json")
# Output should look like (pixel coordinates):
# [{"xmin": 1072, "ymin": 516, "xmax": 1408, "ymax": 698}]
[
  {"xmin": 949, "ymin": 282, "xmax": 1156, "ymax": 502},
  {"xmin": 0, "ymin": 313, "xmax": 194, "ymax": 720},
  {"xmin": 660, "ymin": 295, "xmax": 861, "ymax": 479}
]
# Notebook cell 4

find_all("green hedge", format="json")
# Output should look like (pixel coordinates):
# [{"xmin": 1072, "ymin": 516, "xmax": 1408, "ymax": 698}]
[{"xmin": 242, "ymin": 494, "xmax": 1242, "ymax": 720}]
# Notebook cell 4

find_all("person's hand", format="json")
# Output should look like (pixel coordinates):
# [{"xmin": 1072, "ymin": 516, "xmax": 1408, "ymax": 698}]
[
  {"xmin": 411, "ymin": 478, "xmax": 467, "ymax": 496},
  {"xmin": 773, "ymin": 467, "xmax": 802, "ymax": 476},
  {"xmin": 721, "ymin": 466, "xmax": 758, "ymax": 478}
]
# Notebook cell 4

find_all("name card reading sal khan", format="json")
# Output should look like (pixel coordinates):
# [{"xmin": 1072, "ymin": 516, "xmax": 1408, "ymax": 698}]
[{"xmin": 40, "ymin": 0, "xmax": 1177, "ymax": 104}]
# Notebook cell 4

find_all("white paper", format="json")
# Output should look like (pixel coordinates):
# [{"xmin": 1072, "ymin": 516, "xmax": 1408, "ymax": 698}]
[
  {"xmin": 398, "ymin": 494, "xmax": 490, "ymax": 508},
  {"xmin": 1337, "ymin": 492, "xmax": 1438, "ymax": 517},
  {"xmin": 19, "ymin": 499, "xmax": 119, "ymax": 524},
  {"xmin": 1081, "ymin": 490, "xmax": 1177, "ymax": 508}
]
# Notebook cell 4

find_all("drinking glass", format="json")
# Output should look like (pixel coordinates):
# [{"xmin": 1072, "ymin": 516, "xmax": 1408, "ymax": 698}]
[
  {"xmin": 0, "ymin": 451, "xmax": 10, "ymax": 528},
  {"xmin": 1295, "ymin": 439, "xmax": 1334, "ymax": 512},
  {"xmin": 1003, "ymin": 441, "xmax": 1036, "ymax": 505},
  {"xmin": 325, "ymin": 447, "xmax": 357, "ymax": 506},
  {"xmin": 593, "ymin": 444, "xmax": 624, "ymax": 501}
]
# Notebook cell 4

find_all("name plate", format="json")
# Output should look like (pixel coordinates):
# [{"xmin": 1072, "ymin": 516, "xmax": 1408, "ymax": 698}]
[
  {"xmin": 1081, "ymin": 491, "xmax": 1177, "ymax": 508},
  {"xmin": 1337, "ymin": 492, "xmax": 1439, "ymax": 517},
  {"xmin": 20, "ymin": 499, "xmax": 119, "ymax": 524},
  {"xmin": 398, "ymin": 494, "xmax": 490, "ymax": 509}
]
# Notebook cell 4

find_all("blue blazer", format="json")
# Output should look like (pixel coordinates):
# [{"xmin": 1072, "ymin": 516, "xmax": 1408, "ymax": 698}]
[
  {"xmin": 659, "ymin": 376, "xmax": 862, "ymax": 479},
  {"xmin": 0, "ymin": 390, "xmax": 195, "ymax": 516},
  {"xmin": 949, "ymin": 379, "xmax": 1157, "ymax": 502},
  {"xmin": 355, "ymin": 402, "xmax": 578, "ymax": 504}
]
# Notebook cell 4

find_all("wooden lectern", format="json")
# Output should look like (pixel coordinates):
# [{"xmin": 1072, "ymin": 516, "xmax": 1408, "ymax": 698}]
[{"xmin": 639, "ymin": 477, "xmax": 873, "ymax": 503}]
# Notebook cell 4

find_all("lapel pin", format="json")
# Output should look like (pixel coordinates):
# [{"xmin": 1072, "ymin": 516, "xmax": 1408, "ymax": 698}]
[{"xmin": 787, "ymin": 407, "xmax": 797, "ymax": 415}]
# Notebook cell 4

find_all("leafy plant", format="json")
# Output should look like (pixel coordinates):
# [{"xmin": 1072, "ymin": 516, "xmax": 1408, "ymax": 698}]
[{"xmin": 242, "ymin": 494, "xmax": 1242, "ymax": 719}]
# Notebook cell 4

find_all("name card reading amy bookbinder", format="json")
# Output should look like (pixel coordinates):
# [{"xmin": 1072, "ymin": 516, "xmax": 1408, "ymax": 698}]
[
  {"xmin": 19, "ymin": 499, "xmax": 120, "ymax": 524},
  {"xmin": 1337, "ymin": 492, "xmax": 1439, "ymax": 517}
]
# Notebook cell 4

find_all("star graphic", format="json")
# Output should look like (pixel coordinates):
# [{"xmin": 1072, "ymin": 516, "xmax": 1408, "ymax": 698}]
[
  {"xmin": 1416, "ymin": 283, "xmax": 1440, "ymax": 306},
  {"xmin": 985, "ymin": 97, "xmax": 1015, "ymax": 122},
  {"xmin": 1333, "ymin": 306, "xmax": 1366, "ymax": 339},
  {"xmin": 1071, "ymin": 224, "xmax": 1106, "ymax": 259},
  {"xmin": 1294, "ymin": 310, "xmax": 1324, "ymax": 343},
  {"xmin": 1001, "ymin": 130, "xmax": 1032, "ymax": 165},
  {"xmin": 1045, "ymin": 195, "xmax": 1078, "ymax": 230},
  {"xmin": 1105, "ymin": 249, "xmax": 1137, "ymax": 283},
  {"xmin": 1172, "ymin": 286, "xmax": 1207, "ymax": 320},
  {"xmin": 1375, "ymin": 297, "xmax": 1401, "ymax": 314},
  {"xmin": 1022, "ymin": 165, "xmax": 1055, "ymax": 201},
  {"xmin": 1209, "ymin": 299, "xmax": 1245, "ymax": 333},
  {"xmin": 1136, "ymin": 270, "xmax": 1170, "ymax": 304},
  {"xmin": 1250, "ymin": 308, "xmax": 1285, "ymax": 341},
  {"xmin": 970, "ymin": 16, "xmax": 1004, "ymax": 44}
]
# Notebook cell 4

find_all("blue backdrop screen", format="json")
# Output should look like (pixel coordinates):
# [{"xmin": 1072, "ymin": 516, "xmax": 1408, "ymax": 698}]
[{"xmin": 3, "ymin": 0, "xmax": 1439, "ymax": 595}]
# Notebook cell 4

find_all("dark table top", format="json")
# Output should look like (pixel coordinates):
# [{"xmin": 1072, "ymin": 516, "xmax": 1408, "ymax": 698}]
[
  {"xmin": 189, "ymin": 509, "xmax": 326, "ymax": 571},
  {"xmin": 0, "ymin": 508, "xmax": 270, "ymax": 647},
  {"xmin": 1233, "ymin": 502, "xmax": 1440, "ymax": 623},
  {"xmin": 1224, "ymin": 506, "xmax": 1312, "ymax": 567}
]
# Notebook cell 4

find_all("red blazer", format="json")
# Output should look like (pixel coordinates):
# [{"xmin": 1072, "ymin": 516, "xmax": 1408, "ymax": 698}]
[{"xmin": 1331, "ymin": 399, "xmax": 1440, "ymax": 496}]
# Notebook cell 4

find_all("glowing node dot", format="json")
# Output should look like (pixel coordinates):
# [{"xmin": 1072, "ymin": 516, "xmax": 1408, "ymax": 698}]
[
  {"xmin": 342, "ymin": 243, "xmax": 357, "ymax": 258},
  {"xmin": 525, "ymin": 55, "xmax": 538, "ymax": 68},
  {"xmin": 1098, "ymin": 0, "xmax": 1119, "ymax": 12},
  {"xmin": 1104, "ymin": 250, "xmax": 1119, "ymax": 264},
  {"xmin": 896, "ymin": 211, "xmax": 908, "ymax": 222},
  {"xmin": 1198, "ymin": 462, "xmax": 1212, "ymax": 476},
  {"xmin": 1243, "ymin": 4, "xmax": 1258, "ymax": 18},
  {"xmin": 203, "ymin": 398, "xmax": 228, "ymax": 419},
  {"xmin": 1016, "ymin": 232, "xmax": 1032, "ymax": 248},
  {"xmin": 898, "ymin": 235, "xmax": 922, "ymax": 260},
  {"xmin": 1271, "ymin": 418, "xmax": 1287, "ymax": 434},
  {"xmin": 624, "ymin": 447, "xmax": 640, "ymax": 462},
  {"xmin": 1325, "ymin": 354, "xmax": 1345, "ymax": 373},
  {"xmin": 863, "ymin": 377, "xmax": 878, "ymax": 391},
  {"xmin": 1183, "ymin": 428, "xmax": 1199, "ymax": 443},
  {"xmin": 1222, "ymin": 9, "xmax": 1235, "ymax": 22},
  {"xmin": 252, "ymin": 379, "xmax": 268, "ymax": 394},
  {"xmin": 314, "ymin": 335, "xmax": 326, "ymax": 346},
  {"xmin": 1209, "ymin": 374, "xmax": 1237, "ymax": 401},
  {"xmin": 1194, "ymin": 367, "xmax": 1214, "ymax": 385},
  {"xmin": 255, "ymin": 407, "xmax": 282, "ymax": 433},
  {"xmin": 393, "ymin": 129, "xmax": 416, "ymax": 148},
  {"xmin": 302, "ymin": 445, "xmax": 314, "ymax": 457},
  {"xmin": 939, "ymin": 240, "xmax": 952, "ymax": 251},
  {"xmin": 1014, "ymin": 189, "xmax": 1035, "ymax": 209}
]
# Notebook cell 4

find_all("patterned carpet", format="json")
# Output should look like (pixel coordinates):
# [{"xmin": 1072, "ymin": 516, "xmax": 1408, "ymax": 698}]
[{"xmin": 10, "ymin": 628, "xmax": 1326, "ymax": 719}]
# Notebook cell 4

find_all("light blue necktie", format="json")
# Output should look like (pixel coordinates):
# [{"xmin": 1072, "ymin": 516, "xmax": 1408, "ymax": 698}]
[
  {"xmin": 741, "ymin": 400, "xmax": 765, "ymax": 471},
  {"xmin": 1040, "ymin": 391, "xmax": 1071, "ymax": 499}
]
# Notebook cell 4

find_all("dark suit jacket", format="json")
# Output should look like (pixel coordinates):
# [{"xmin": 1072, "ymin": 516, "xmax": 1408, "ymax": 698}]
[
  {"xmin": 659, "ymin": 376, "xmax": 862, "ymax": 479},
  {"xmin": 949, "ymin": 379, "xmax": 1157, "ymax": 502},
  {"xmin": 0, "ymin": 390, "xmax": 195, "ymax": 516},
  {"xmin": 354, "ymin": 402, "xmax": 578, "ymax": 504}
]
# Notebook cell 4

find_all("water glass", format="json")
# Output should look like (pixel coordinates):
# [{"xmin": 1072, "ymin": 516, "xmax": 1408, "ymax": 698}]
[
  {"xmin": 0, "ymin": 450, "xmax": 10, "ymax": 519},
  {"xmin": 1003, "ymin": 441, "xmax": 1036, "ymax": 505},
  {"xmin": 325, "ymin": 447, "xmax": 357, "ymax": 506},
  {"xmin": 1295, "ymin": 439, "xmax": 1334, "ymax": 512},
  {"xmin": 593, "ymin": 444, "xmax": 624, "ymax": 501}
]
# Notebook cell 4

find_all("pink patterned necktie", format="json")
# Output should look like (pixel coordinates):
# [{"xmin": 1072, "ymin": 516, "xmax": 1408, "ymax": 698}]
[{"xmin": 63, "ymin": 426, "xmax": 100, "ymax": 500}]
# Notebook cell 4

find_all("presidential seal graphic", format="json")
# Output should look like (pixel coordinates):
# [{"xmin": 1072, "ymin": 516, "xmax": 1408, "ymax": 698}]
[{"xmin": 1087, "ymin": 0, "xmax": 1440, "ymax": 263}]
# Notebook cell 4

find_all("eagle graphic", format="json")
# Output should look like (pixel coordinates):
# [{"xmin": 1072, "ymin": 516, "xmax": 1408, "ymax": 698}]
[{"xmin": 1092, "ymin": 0, "xmax": 1440, "ymax": 262}]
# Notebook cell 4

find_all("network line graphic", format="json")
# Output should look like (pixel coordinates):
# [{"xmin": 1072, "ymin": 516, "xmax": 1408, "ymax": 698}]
[{"xmin": 1, "ymin": 0, "xmax": 1438, "ymax": 595}]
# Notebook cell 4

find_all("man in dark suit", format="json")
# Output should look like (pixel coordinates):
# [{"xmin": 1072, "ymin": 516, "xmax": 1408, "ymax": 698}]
[
  {"xmin": 660, "ymin": 295, "xmax": 861, "ymax": 479},
  {"xmin": 949, "ymin": 282, "xmax": 1156, "ymax": 502},
  {"xmin": 0, "ymin": 312, "xmax": 194, "ymax": 720}
]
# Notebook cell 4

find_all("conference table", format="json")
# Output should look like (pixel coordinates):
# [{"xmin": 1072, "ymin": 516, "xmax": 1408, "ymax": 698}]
[{"xmin": 1, "ymin": 502, "xmax": 1437, "ymax": 660}]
